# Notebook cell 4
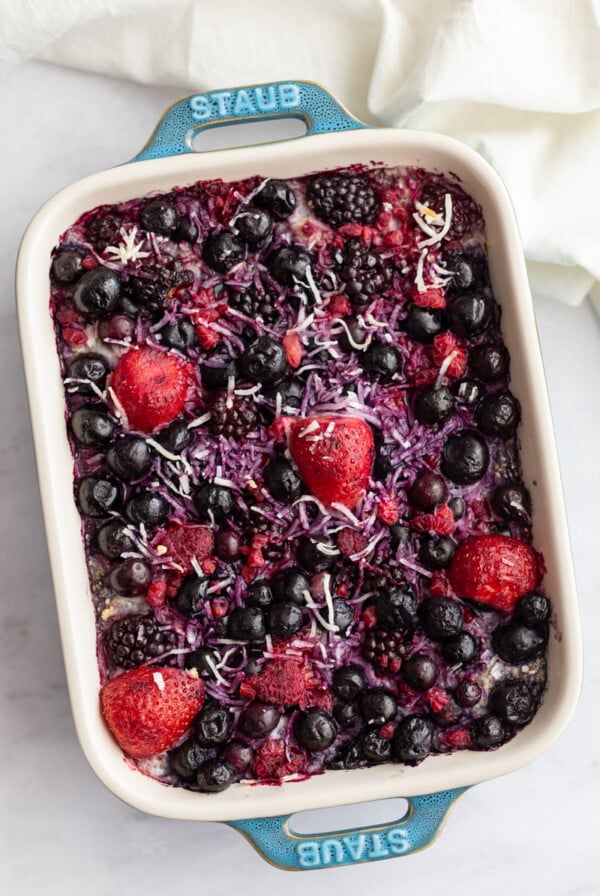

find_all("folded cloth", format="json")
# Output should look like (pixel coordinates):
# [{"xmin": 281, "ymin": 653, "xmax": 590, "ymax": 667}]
[{"xmin": 3, "ymin": 0, "xmax": 599, "ymax": 308}]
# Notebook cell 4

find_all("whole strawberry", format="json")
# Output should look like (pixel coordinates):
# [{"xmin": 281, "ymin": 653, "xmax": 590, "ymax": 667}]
[
  {"xmin": 100, "ymin": 666, "xmax": 205, "ymax": 759},
  {"xmin": 285, "ymin": 415, "xmax": 374, "ymax": 509},
  {"xmin": 110, "ymin": 346, "xmax": 190, "ymax": 433},
  {"xmin": 448, "ymin": 534, "xmax": 539, "ymax": 612}
]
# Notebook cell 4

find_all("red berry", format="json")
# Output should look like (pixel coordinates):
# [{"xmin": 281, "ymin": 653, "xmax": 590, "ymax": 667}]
[
  {"xmin": 448, "ymin": 535, "xmax": 539, "ymax": 612},
  {"xmin": 100, "ymin": 667, "xmax": 205, "ymax": 759},
  {"xmin": 411, "ymin": 505, "xmax": 455, "ymax": 535},
  {"xmin": 241, "ymin": 659, "xmax": 308, "ymax": 707},
  {"xmin": 146, "ymin": 580, "xmax": 167, "ymax": 608},
  {"xmin": 431, "ymin": 333, "xmax": 467, "ymax": 378},
  {"xmin": 287, "ymin": 415, "xmax": 374, "ymax": 509},
  {"xmin": 377, "ymin": 496, "xmax": 400, "ymax": 525},
  {"xmin": 110, "ymin": 346, "xmax": 190, "ymax": 433},
  {"xmin": 337, "ymin": 527, "xmax": 369, "ymax": 558},
  {"xmin": 412, "ymin": 286, "xmax": 446, "ymax": 308},
  {"xmin": 155, "ymin": 523, "xmax": 214, "ymax": 573},
  {"xmin": 282, "ymin": 331, "xmax": 303, "ymax": 368}
]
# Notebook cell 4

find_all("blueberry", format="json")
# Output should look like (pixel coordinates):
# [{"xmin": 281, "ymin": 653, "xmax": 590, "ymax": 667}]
[
  {"xmin": 194, "ymin": 483, "xmax": 234, "ymax": 524},
  {"xmin": 296, "ymin": 537, "xmax": 333, "ymax": 573},
  {"xmin": 97, "ymin": 313, "xmax": 136, "ymax": 342},
  {"xmin": 332, "ymin": 664, "xmax": 367, "ymax": 702},
  {"xmin": 220, "ymin": 739, "xmax": 253, "ymax": 773},
  {"xmin": 441, "ymin": 429, "xmax": 489, "ymax": 485},
  {"xmin": 454, "ymin": 679, "xmax": 482, "ymax": 707},
  {"xmin": 402, "ymin": 653, "xmax": 437, "ymax": 691},
  {"xmin": 270, "ymin": 567, "xmax": 310, "ymax": 605},
  {"xmin": 414, "ymin": 386, "xmax": 454, "ymax": 426},
  {"xmin": 449, "ymin": 292, "xmax": 495, "ymax": 337},
  {"xmin": 66, "ymin": 352, "xmax": 110, "ymax": 394},
  {"xmin": 196, "ymin": 758, "xmax": 235, "ymax": 792},
  {"xmin": 265, "ymin": 378, "xmax": 304, "ymax": 412},
  {"xmin": 374, "ymin": 586, "xmax": 417, "ymax": 632},
  {"xmin": 338, "ymin": 317, "xmax": 370, "ymax": 352},
  {"xmin": 294, "ymin": 708, "xmax": 337, "ymax": 751},
  {"xmin": 476, "ymin": 391, "xmax": 521, "ymax": 437},
  {"xmin": 453, "ymin": 378, "xmax": 483, "ymax": 406},
  {"xmin": 395, "ymin": 715, "xmax": 433, "ymax": 763},
  {"xmin": 419, "ymin": 536, "xmax": 458, "ymax": 570},
  {"xmin": 328, "ymin": 738, "xmax": 363, "ymax": 770},
  {"xmin": 51, "ymin": 249, "xmax": 84, "ymax": 284},
  {"xmin": 126, "ymin": 491, "xmax": 170, "ymax": 527},
  {"xmin": 445, "ymin": 252, "xmax": 488, "ymax": 295},
  {"xmin": 174, "ymin": 214, "xmax": 198, "ymax": 244},
  {"xmin": 157, "ymin": 420, "xmax": 192, "ymax": 455},
  {"xmin": 71, "ymin": 406, "xmax": 116, "ymax": 448},
  {"xmin": 174, "ymin": 575, "xmax": 208, "ymax": 618},
  {"xmin": 264, "ymin": 457, "xmax": 303, "ymax": 504},
  {"xmin": 77, "ymin": 475, "xmax": 121, "ymax": 517},
  {"xmin": 360, "ymin": 728, "xmax": 393, "ymax": 763},
  {"xmin": 200, "ymin": 360, "xmax": 237, "ymax": 392},
  {"xmin": 360, "ymin": 688, "xmax": 397, "ymax": 724},
  {"xmin": 227, "ymin": 607, "xmax": 266, "ymax": 642},
  {"xmin": 390, "ymin": 522, "xmax": 410, "ymax": 543},
  {"xmin": 469, "ymin": 344, "xmax": 509, "ymax": 381},
  {"xmin": 514, "ymin": 594, "xmax": 551, "ymax": 628},
  {"xmin": 441, "ymin": 632, "xmax": 479, "ymax": 666},
  {"xmin": 238, "ymin": 336, "xmax": 287, "ymax": 386},
  {"xmin": 238, "ymin": 702, "xmax": 281, "ymax": 737},
  {"xmin": 329, "ymin": 598, "xmax": 355, "ymax": 635},
  {"xmin": 140, "ymin": 198, "xmax": 178, "ymax": 235},
  {"xmin": 184, "ymin": 645, "xmax": 221, "ymax": 675},
  {"xmin": 268, "ymin": 601, "xmax": 304, "ymax": 638},
  {"xmin": 492, "ymin": 622, "xmax": 546, "ymax": 664},
  {"xmin": 408, "ymin": 472, "xmax": 448, "ymax": 511},
  {"xmin": 448, "ymin": 496, "xmax": 466, "ymax": 519},
  {"xmin": 245, "ymin": 580, "xmax": 274, "ymax": 609},
  {"xmin": 489, "ymin": 680, "xmax": 535, "ymax": 726},
  {"xmin": 360, "ymin": 344, "xmax": 402, "ymax": 381},
  {"xmin": 234, "ymin": 207, "xmax": 273, "ymax": 244},
  {"xmin": 404, "ymin": 306, "xmax": 447, "ymax": 344},
  {"xmin": 194, "ymin": 703, "xmax": 233, "ymax": 745},
  {"xmin": 255, "ymin": 180, "xmax": 296, "ymax": 220},
  {"xmin": 97, "ymin": 521, "xmax": 136, "ymax": 559},
  {"xmin": 73, "ymin": 267, "xmax": 122, "ymax": 318},
  {"xmin": 107, "ymin": 436, "xmax": 152, "ymax": 480},
  {"xmin": 471, "ymin": 715, "xmax": 505, "ymax": 748},
  {"xmin": 214, "ymin": 529, "xmax": 242, "ymax": 562},
  {"xmin": 267, "ymin": 246, "xmax": 312, "ymax": 288},
  {"xmin": 492, "ymin": 484, "xmax": 531, "ymax": 524},
  {"xmin": 419, "ymin": 597, "xmax": 463, "ymax": 640},
  {"xmin": 202, "ymin": 232, "xmax": 245, "ymax": 273},
  {"xmin": 170, "ymin": 740, "xmax": 211, "ymax": 779},
  {"xmin": 109, "ymin": 558, "xmax": 153, "ymax": 595},
  {"xmin": 333, "ymin": 701, "xmax": 360, "ymax": 730},
  {"xmin": 160, "ymin": 318, "xmax": 196, "ymax": 351},
  {"xmin": 372, "ymin": 443, "xmax": 394, "ymax": 480}
]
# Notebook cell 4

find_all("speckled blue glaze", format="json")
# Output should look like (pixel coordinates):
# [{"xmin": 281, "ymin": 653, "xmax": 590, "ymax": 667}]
[
  {"xmin": 132, "ymin": 80, "xmax": 368, "ymax": 162},
  {"xmin": 228, "ymin": 788, "xmax": 467, "ymax": 870}
]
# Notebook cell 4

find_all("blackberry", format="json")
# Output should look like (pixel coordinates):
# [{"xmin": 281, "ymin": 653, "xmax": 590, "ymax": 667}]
[
  {"xmin": 209, "ymin": 391, "xmax": 258, "ymax": 438},
  {"xmin": 332, "ymin": 238, "xmax": 392, "ymax": 307},
  {"xmin": 229, "ymin": 287, "xmax": 278, "ymax": 324},
  {"xmin": 87, "ymin": 213, "xmax": 121, "ymax": 251},
  {"xmin": 419, "ymin": 182, "xmax": 473, "ymax": 238},
  {"xmin": 307, "ymin": 174, "xmax": 380, "ymax": 227},
  {"xmin": 108, "ymin": 614, "xmax": 177, "ymax": 669},
  {"xmin": 363, "ymin": 626, "xmax": 407, "ymax": 675},
  {"xmin": 129, "ymin": 266, "xmax": 189, "ymax": 314}
]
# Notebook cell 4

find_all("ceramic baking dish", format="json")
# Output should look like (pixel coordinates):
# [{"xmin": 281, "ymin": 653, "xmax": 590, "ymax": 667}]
[{"xmin": 17, "ymin": 81, "xmax": 582, "ymax": 870}]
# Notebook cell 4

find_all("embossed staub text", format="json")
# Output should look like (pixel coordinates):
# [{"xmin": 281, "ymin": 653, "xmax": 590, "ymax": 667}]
[
  {"xmin": 295, "ymin": 828, "xmax": 410, "ymax": 868},
  {"xmin": 190, "ymin": 84, "xmax": 301, "ymax": 121}
]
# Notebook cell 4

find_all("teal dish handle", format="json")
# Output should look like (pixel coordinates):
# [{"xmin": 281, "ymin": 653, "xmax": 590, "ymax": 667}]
[
  {"xmin": 132, "ymin": 80, "xmax": 369, "ymax": 162},
  {"xmin": 228, "ymin": 788, "xmax": 468, "ymax": 870}
]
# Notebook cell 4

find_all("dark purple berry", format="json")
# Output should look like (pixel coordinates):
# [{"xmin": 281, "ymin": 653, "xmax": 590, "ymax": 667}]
[
  {"xmin": 307, "ymin": 174, "xmax": 379, "ymax": 227},
  {"xmin": 160, "ymin": 318, "xmax": 197, "ymax": 351},
  {"xmin": 453, "ymin": 378, "xmax": 483, "ymax": 406},
  {"xmin": 445, "ymin": 252, "xmax": 487, "ymax": 295},
  {"xmin": 110, "ymin": 558, "xmax": 153, "ymax": 595},
  {"xmin": 194, "ymin": 703, "xmax": 233, "ymax": 745},
  {"xmin": 492, "ymin": 622, "xmax": 546, "ymax": 665},
  {"xmin": 337, "ymin": 316, "xmax": 370, "ymax": 352},
  {"xmin": 441, "ymin": 429, "xmax": 489, "ymax": 484},
  {"xmin": 419, "ymin": 597, "xmax": 463, "ymax": 640},
  {"xmin": 107, "ymin": 436, "xmax": 152, "ymax": 480},
  {"xmin": 200, "ymin": 360, "xmax": 236, "ymax": 391},
  {"xmin": 184, "ymin": 645, "xmax": 221, "ymax": 676},
  {"xmin": 108, "ymin": 613, "xmax": 177, "ymax": 669},
  {"xmin": 209, "ymin": 391, "xmax": 258, "ymax": 438},
  {"xmin": 264, "ymin": 457, "xmax": 303, "ymax": 504},
  {"xmin": 332, "ymin": 664, "xmax": 367, "ymax": 701},
  {"xmin": 238, "ymin": 702, "xmax": 280, "ymax": 737},
  {"xmin": 227, "ymin": 607, "xmax": 266, "ymax": 642},
  {"xmin": 126, "ymin": 491, "xmax": 170, "ymax": 528},
  {"xmin": 77, "ymin": 475, "xmax": 121, "ymax": 517},
  {"xmin": 98, "ymin": 313, "xmax": 136, "ymax": 341},
  {"xmin": 360, "ymin": 728, "xmax": 393, "ymax": 763},
  {"xmin": 234, "ymin": 207, "xmax": 273, "ymax": 244},
  {"xmin": 476, "ymin": 391, "xmax": 521, "ymax": 437},
  {"xmin": 408, "ymin": 472, "xmax": 448, "ymax": 511},
  {"xmin": 157, "ymin": 420, "xmax": 192, "ymax": 455},
  {"xmin": 514, "ymin": 594, "xmax": 551, "ymax": 628},
  {"xmin": 170, "ymin": 740, "xmax": 211, "ymax": 779},
  {"xmin": 333, "ymin": 701, "xmax": 360, "ymax": 729},
  {"xmin": 449, "ymin": 293, "xmax": 496, "ymax": 337},
  {"xmin": 469, "ymin": 344, "xmax": 509, "ymax": 381},
  {"xmin": 238, "ymin": 336, "xmax": 287, "ymax": 385},
  {"xmin": 455, "ymin": 679, "xmax": 482, "ymax": 707},
  {"xmin": 193, "ymin": 483, "xmax": 234, "ymax": 524},
  {"xmin": 220, "ymin": 739, "xmax": 253, "ymax": 772},
  {"xmin": 174, "ymin": 575, "xmax": 208, "ymax": 618},
  {"xmin": 202, "ymin": 232, "xmax": 245, "ymax": 272},
  {"xmin": 71, "ymin": 406, "xmax": 116, "ymax": 448},
  {"xmin": 489, "ymin": 680, "xmax": 535, "ymax": 726},
  {"xmin": 402, "ymin": 653, "xmax": 437, "ymax": 691},
  {"xmin": 449, "ymin": 496, "xmax": 466, "ymax": 519},
  {"xmin": 360, "ymin": 688, "xmax": 397, "ymax": 724},
  {"xmin": 360, "ymin": 343, "xmax": 401, "ymax": 381},
  {"xmin": 268, "ymin": 601, "xmax": 304, "ymax": 638},
  {"xmin": 215, "ymin": 529, "xmax": 242, "ymax": 562},
  {"xmin": 414, "ymin": 386, "xmax": 454, "ymax": 426},
  {"xmin": 140, "ymin": 198, "xmax": 178, "ymax": 235},
  {"xmin": 196, "ymin": 758, "xmax": 235, "ymax": 792},
  {"xmin": 442, "ymin": 632, "xmax": 479, "ymax": 666},
  {"xmin": 419, "ymin": 536, "xmax": 458, "ymax": 570},
  {"xmin": 97, "ymin": 520, "xmax": 135, "ymax": 559},
  {"xmin": 492, "ymin": 484, "xmax": 531, "ymax": 524},
  {"xmin": 66, "ymin": 352, "xmax": 110, "ymax": 394},
  {"xmin": 471, "ymin": 715, "xmax": 505, "ymax": 748},
  {"xmin": 174, "ymin": 214, "xmax": 198, "ymax": 243},
  {"xmin": 296, "ymin": 537, "xmax": 333, "ymax": 573},
  {"xmin": 374, "ymin": 587, "xmax": 417, "ymax": 632},
  {"xmin": 52, "ymin": 249, "xmax": 84, "ymax": 283},
  {"xmin": 405, "ymin": 306, "xmax": 447, "ymax": 344},
  {"xmin": 329, "ymin": 598, "xmax": 355, "ymax": 635},
  {"xmin": 294, "ymin": 708, "xmax": 337, "ymax": 751},
  {"xmin": 267, "ymin": 246, "xmax": 312, "ymax": 288},
  {"xmin": 255, "ymin": 180, "xmax": 296, "ymax": 220},
  {"xmin": 73, "ymin": 267, "xmax": 121, "ymax": 318},
  {"xmin": 395, "ymin": 715, "xmax": 433, "ymax": 763},
  {"xmin": 270, "ymin": 567, "xmax": 310, "ymax": 605},
  {"xmin": 245, "ymin": 580, "xmax": 274, "ymax": 609}
]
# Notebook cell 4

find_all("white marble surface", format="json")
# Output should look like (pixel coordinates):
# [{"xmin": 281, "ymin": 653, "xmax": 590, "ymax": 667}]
[{"xmin": 1, "ymin": 61, "xmax": 599, "ymax": 894}]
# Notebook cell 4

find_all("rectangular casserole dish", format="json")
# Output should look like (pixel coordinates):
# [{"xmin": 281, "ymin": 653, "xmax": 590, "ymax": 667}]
[{"xmin": 16, "ymin": 81, "xmax": 582, "ymax": 869}]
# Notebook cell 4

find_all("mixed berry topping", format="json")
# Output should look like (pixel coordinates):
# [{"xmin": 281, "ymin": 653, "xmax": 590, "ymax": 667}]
[{"xmin": 50, "ymin": 165, "xmax": 549, "ymax": 793}]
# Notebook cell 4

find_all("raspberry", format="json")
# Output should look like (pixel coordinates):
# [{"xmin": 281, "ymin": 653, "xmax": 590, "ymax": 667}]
[
  {"xmin": 363, "ymin": 627, "xmax": 408, "ymax": 675},
  {"xmin": 253, "ymin": 739, "xmax": 304, "ymax": 781},
  {"xmin": 432, "ymin": 333, "xmax": 467, "ymax": 378},
  {"xmin": 146, "ymin": 580, "xmax": 167, "ymax": 608},
  {"xmin": 240, "ymin": 658, "xmax": 308, "ymax": 707},
  {"xmin": 337, "ymin": 527, "xmax": 369, "ymax": 558},
  {"xmin": 412, "ymin": 286, "xmax": 446, "ymax": 309},
  {"xmin": 209, "ymin": 391, "xmax": 258, "ymax": 438},
  {"xmin": 156, "ymin": 523, "xmax": 214, "ymax": 573},
  {"xmin": 411, "ymin": 505, "xmax": 455, "ymax": 535},
  {"xmin": 377, "ymin": 496, "xmax": 400, "ymax": 525},
  {"xmin": 108, "ymin": 614, "xmax": 177, "ymax": 669},
  {"xmin": 308, "ymin": 174, "xmax": 380, "ymax": 228}
]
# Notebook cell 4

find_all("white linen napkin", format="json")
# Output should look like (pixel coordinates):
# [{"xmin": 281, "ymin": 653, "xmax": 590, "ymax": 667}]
[{"xmin": 3, "ymin": 0, "xmax": 599, "ymax": 310}]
